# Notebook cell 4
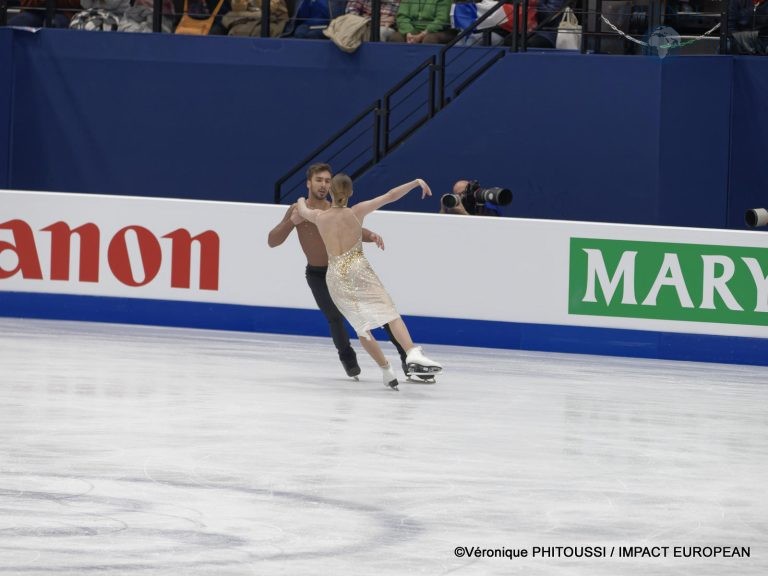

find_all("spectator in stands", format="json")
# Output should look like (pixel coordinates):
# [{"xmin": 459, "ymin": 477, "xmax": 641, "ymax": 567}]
[
  {"xmin": 119, "ymin": 0, "xmax": 174, "ymax": 32},
  {"xmin": 8, "ymin": 0, "xmax": 82, "ymax": 28},
  {"xmin": 68, "ymin": 0, "xmax": 130, "ymax": 31},
  {"xmin": 222, "ymin": 0, "xmax": 289, "ymax": 37},
  {"xmin": 728, "ymin": 0, "xmax": 768, "ymax": 54},
  {"xmin": 345, "ymin": 0, "xmax": 400, "ymax": 41},
  {"xmin": 388, "ymin": 0, "xmax": 456, "ymax": 43}
]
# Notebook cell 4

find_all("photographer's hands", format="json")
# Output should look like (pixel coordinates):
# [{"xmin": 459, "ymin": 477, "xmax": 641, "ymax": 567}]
[{"xmin": 441, "ymin": 201, "xmax": 470, "ymax": 216}]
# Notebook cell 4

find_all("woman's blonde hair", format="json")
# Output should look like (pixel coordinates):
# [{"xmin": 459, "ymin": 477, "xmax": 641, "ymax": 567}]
[{"xmin": 330, "ymin": 173, "xmax": 353, "ymax": 207}]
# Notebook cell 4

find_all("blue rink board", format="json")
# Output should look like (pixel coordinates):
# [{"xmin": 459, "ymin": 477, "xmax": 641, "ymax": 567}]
[{"xmin": 1, "ymin": 291, "xmax": 766, "ymax": 367}]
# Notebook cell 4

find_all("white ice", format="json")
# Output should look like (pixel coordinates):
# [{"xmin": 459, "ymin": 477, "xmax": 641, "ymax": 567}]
[{"xmin": 0, "ymin": 318, "xmax": 766, "ymax": 575}]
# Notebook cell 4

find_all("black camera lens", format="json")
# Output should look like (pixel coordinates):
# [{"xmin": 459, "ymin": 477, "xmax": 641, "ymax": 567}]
[
  {"xmin": 441, "ymin": 194, "xmax": 462, "ymax": 209},
  {"xmin": 474, "ymin": 187, "xmax": 512, "ymax": 207}
]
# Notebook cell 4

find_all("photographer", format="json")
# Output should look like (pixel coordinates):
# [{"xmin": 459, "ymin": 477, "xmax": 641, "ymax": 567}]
[{"xmin": 439, "ymin": 179, "xmax": 509, "ymax": 216}]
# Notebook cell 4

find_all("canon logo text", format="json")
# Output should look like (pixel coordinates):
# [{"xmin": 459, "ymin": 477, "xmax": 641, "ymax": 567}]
[{"xmin": 0, "ymin": 219, "xmax": 220, "ymax": 290}]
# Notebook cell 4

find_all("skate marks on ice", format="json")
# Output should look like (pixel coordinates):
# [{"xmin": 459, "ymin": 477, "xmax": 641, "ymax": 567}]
[
  {"xmin": 0, "ymin": 468, "xmax": 410, "ymax": 573},
  {"xmin": 0, "ymin": 318, "xmax": 767, "ymax": 575},
  {"xmin": 0, "ymin": 320, "xmax": 420, "ymax": 574}
]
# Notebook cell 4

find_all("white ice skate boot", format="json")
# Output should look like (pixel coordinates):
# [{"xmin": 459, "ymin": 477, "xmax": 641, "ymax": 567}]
[
  {"xmin": 405, "ymin": 346, "xmax": 442, "ymax": 377},
  {"xmin": 381, "ymin": 362, "xmax": 399, "ymax": 391}
]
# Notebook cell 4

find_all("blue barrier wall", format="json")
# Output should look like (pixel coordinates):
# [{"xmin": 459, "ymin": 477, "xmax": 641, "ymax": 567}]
[
  {"xmin": 0, "ymin": 30, "xmax": 12, "ymax": 189},
  {"xmin": 2, "ymin": 29, "xmax": 767, "ymax": 230},
  {"xmin": 8, "ymin": 29, "xmax": 439, "ymax": 200},
  {"xmin": 658, "ymin": 57, "xmax": 732, "ymax": 229},
  {"xmin": 729, "ymin": 57, "xmax": 768, "ymax": 229},
  {"xmin": 356, "ymin": 53, "xmax": 734, "ymax": 228},
  {"xmin": 358, "ymin": 53, "xmax": 665, "ymax": 222}
]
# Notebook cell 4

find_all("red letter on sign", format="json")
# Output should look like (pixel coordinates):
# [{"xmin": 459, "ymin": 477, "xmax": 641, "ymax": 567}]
[
  {"xmin": 43, "ymin": 222, "xmax": 100, "ymax": 282},
  {"xmin": 163, "ymin": 229, "xmax": 220, "ymax": 291},
  {"xmin": 0, "ymin": 219, "xmax": 43, "ymax": 280},
  {"xmin": 108, "ymin": 226, "xmax": 162, "ymax": 287}
]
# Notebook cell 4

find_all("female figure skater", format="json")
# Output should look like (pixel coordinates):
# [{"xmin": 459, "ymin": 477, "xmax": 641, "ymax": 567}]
[{"xmin": 297, "ymin": 174, "xmax": 442, "ymax": 390}]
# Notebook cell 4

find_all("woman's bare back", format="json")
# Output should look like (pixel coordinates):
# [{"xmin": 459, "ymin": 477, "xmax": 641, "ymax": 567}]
[{"xmin": 315, "ymin": 207, "xmax": 364, "ymax": 256}]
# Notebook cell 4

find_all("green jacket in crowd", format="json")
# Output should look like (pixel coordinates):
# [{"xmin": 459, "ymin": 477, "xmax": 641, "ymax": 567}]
[{"xmin": 396, "ymin": 0, "xmax": 452, "ymax": 34}]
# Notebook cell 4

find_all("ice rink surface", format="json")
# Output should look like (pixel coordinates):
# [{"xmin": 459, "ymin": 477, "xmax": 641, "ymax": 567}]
[{"xmin": 0, "ymin": 318, "xmax": 765, "ymax": 575}]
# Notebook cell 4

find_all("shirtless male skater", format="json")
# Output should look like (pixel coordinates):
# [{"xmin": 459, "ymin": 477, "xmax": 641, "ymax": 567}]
[
  {"xmin": 297, "ymin": 174, "xmax": 442, "ymax": 390},
  {"xmin": 267, "ymin": 163, "xmax": 414, "ymax": 380}
]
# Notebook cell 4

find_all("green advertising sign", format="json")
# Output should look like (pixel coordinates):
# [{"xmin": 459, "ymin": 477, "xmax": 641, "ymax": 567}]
[{"xmin": 569, "ymin": 238, "xmax": 768, "ymax": 326}]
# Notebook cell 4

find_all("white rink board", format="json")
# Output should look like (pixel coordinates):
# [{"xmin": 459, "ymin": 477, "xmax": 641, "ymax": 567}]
[{"xmin": 1, "ymin": 189, "xmax": 767, "ymax": 340}]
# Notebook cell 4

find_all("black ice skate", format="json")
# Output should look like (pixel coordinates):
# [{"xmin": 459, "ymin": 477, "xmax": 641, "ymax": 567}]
[
  {"xmin": 405, "ymin": 346, "xmax": 442, "ymax": 378},
  {"xmin": 340, "ymin": 353, "xmax": 361, "ymax": 381}
]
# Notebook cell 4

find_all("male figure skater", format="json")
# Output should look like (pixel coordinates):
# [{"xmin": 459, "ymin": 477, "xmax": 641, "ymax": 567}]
[
  {"xmin": 296, "ymin": 173, "xmax": 442, "ymax": 390},
  {"xmin": 268, "ymin": 163, "xmax": 415, "ymax": 380}
]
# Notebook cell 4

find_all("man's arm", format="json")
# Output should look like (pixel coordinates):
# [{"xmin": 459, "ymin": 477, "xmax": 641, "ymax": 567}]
[
  {"xmin": 362, "ymin": 228, "xmax": 385, "ymax": 250},
  {"xmin": 296, "ymin": 198, "xmax": 321, "ymax": 223},
  {"xmin": 267, "ymin": 204, "xmax": 299, "ymax": 247},
  {"xmin": 396, "ymin": 0, "xmax": 415, "ymax": 34}
]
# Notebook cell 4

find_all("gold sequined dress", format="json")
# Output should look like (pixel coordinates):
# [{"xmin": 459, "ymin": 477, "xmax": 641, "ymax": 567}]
[{"xmin": 327, "ymin": 240, "xmax": 399, "ymax": 338}]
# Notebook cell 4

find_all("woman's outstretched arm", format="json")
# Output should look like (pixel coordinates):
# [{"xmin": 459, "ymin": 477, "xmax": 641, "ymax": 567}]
[{"xmin": 352, "ymin": 179, "xmax": 432, "ymax": 220}]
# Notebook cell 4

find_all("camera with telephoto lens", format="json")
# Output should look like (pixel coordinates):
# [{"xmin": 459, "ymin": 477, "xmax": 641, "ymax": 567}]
[{"xmin": 441, "ymin": 180, "xmax": 512, "ymax": 214}]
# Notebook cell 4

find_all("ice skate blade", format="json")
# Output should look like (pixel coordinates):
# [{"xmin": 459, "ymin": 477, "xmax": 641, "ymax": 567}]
[
  {"xmin": 407, "ymin": 375, "xmax": 436, "ymax": 384},
  {"xmin": 386, "ymin": 378, "xmax": 399, "ymax": 391},
  {"xmin": 352, "ymin": 376, "xmax": 359, "ymax": 382},
  {"xmin": 344, "ymin": 366, "xmax": 362, "ymax": 378},
  {"xmin": 406, "ymin": 363, "xmax": 442, "ymax": 376}
]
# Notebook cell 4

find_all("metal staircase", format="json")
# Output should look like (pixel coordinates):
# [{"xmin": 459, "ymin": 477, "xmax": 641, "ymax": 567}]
[{"xmin": 273, "ymin": 1, "xmax": 517, "ymax": 204}]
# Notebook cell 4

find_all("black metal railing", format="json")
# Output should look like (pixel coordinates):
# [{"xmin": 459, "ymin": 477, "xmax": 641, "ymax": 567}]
[
  {"xmin": 273, "ymin": 0, "xmax": 518, "ymax": 203},
  {"xmin": 273, "ymin": 100, "xmax": 383, "ymax": 204},
  {"xmin": 437, "ymin": 0, "xmax": 510, "ymax": 110},
  {"xmin": 272, "ymin": 52, "xmax": 440, "ymax": 203},
  {"xmin": 382, "ymin": 55, "xmax": 437, "ymax": 154}
]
